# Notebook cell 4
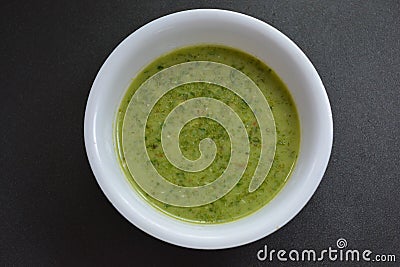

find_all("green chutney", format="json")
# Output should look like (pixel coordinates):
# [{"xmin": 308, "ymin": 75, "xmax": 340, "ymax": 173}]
[{"xmin": 115, "ymin": 45, "xmax": 300, "ymax": 224}]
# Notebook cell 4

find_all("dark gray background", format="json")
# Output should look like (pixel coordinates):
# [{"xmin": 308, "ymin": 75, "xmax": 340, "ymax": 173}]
[{"xmin": 1, "ymin": 0, "xmax": 399, "ymax": 266}]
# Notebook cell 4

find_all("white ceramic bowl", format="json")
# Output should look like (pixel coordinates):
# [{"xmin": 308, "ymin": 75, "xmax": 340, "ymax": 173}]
[{"xmin": 84, "ymin": 9, "xmax": 333, "ymax": 249}]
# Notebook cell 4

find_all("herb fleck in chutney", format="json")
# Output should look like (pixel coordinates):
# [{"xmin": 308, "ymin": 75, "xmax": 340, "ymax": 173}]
[{"xmin": 115, "ymin": 45, "xmax": 300, "ymax": 224}]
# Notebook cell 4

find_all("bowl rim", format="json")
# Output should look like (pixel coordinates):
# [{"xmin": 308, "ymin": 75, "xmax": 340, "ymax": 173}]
[{"xmin": 84, "ymin": 8, "xmax": 333, "ymax": 249}]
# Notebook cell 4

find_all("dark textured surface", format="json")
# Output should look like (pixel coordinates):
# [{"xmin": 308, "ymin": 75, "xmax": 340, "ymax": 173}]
[{"xmin": 1, "ymin": 0, "xmax": 399, "ymax": 266}]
